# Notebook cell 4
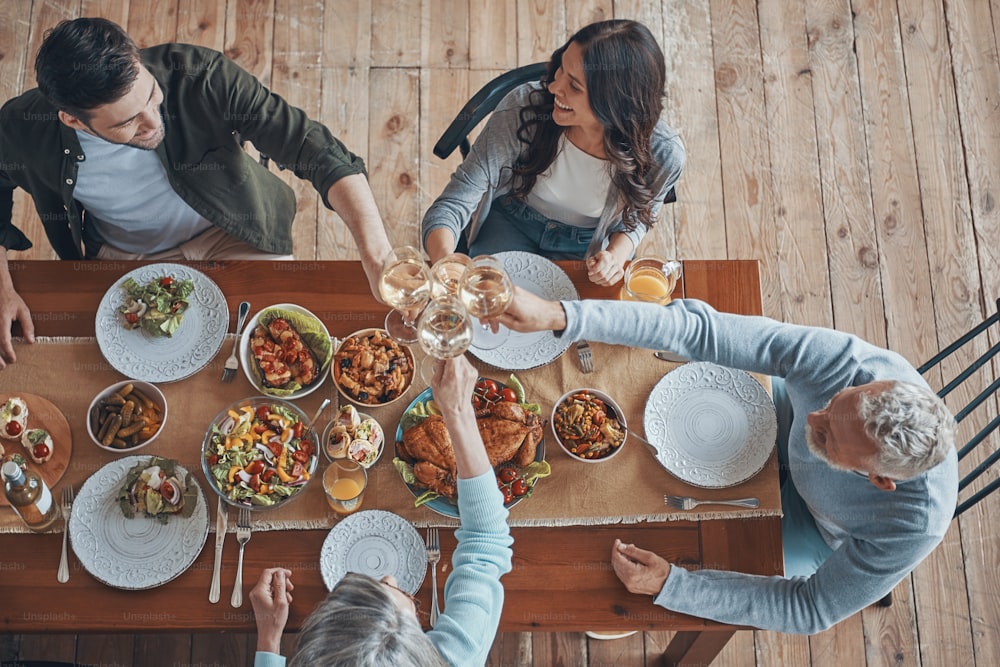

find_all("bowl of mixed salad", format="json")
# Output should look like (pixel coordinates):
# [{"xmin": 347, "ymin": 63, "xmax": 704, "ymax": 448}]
[{"xmin": 202, "ymin": 397, "xmax": 319, "ymax": 509}]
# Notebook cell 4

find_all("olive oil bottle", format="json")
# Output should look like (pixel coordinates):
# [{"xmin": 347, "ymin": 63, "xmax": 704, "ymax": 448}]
[{"xmin": 2, "ymin": 460, "xmax": 61, "ymax": 532}]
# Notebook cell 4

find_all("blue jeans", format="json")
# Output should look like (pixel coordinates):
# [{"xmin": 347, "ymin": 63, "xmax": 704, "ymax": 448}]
[
  {"xmin": 772, "ymin": 377, "xmax": 834, "ymax": 577},
  {"xmin": 466, "ymin": 197, "xmax": 595, "ymax": 259}
]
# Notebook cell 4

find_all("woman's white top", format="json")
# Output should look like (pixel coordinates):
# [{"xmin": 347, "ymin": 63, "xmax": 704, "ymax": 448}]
[{"xmin": 524, "ymin": 134, "xmax": 611, "ymax": 228}]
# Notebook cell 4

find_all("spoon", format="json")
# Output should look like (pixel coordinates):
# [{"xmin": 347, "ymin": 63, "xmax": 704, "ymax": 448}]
[{"xmin": 604, "ymin": 403, "xmax": 659, "ymax": 456}]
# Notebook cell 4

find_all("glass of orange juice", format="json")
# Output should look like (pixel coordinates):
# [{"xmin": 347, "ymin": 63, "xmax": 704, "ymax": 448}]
[
  {"xmin": 620, "ymin": 257, "xmax": 682, "ymax": 304},
  {"xmin": 323, "ymin": 459, "xmax": 368, "ymax": 515}
]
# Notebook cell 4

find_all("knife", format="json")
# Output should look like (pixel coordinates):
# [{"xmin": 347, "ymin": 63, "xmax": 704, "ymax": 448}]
[{"xmin": 209, "ymin": 497, "xmax": 227, "ymax": 603}]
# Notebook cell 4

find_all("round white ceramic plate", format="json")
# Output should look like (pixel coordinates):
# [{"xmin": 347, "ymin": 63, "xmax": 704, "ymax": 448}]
[
  {"xmin": 95, "ymin": 263, "xmax": 229, "ymax": 383},
  {"xmin": 467, "ymin": 251, "xmax": 579, "ymax": 370},
  {"xmin": 644, "ymin": 362, "xmax": 777, "ymax": 488},
  {"xmin": 239, "ymin": 303, "xmax": 332, "ymax": 399},
  {"xmin": 319, "ymin": 510, "xmax": 426, "ymax": 594},
  {"xmin": 68, "ymin": 455, "xmax": 209, "ymax": 590}
]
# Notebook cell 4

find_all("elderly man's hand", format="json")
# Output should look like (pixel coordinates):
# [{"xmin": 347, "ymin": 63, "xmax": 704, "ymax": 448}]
[
  {"xmin": 250, "ymin": 567, "xmax": 294, "ymax": 654},
  {"xmin": 610, "ymin": 539, "xmax": 672, "ymax": 596},
  {"xmin": 493, "ymin": 285, "xmax": 567, "ymax": 334},
  {"xmin": 0, "ymin": 281, "xmax": 34, "ymax": 370}
]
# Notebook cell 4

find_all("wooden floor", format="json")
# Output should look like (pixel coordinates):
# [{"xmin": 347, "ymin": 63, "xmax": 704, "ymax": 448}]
[{"xmin": 2, "ymin": 0, "xmax": 999, "ymax": 665}]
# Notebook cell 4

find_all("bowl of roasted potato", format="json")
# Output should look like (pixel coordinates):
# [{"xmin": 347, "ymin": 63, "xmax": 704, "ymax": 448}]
[
  {"xmin": 332, "ymin": 328, "xmax": 415, "ymax": 407},
  {"xmin": 87, "ymin": 380, "xmax": 167, "ymax": 452}
]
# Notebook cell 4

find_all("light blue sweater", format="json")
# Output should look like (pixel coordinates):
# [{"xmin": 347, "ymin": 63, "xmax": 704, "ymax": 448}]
[
  {"xmin": 421, "ymin": 82, "xmax": 685, "ymax": 258},
  {"xmin": 561, "ymin": 298, "xmax": 958, "ymax": 634},
  {"xmin": 254, "ymin": 471, "xmax": 512, "ymax": 666}
]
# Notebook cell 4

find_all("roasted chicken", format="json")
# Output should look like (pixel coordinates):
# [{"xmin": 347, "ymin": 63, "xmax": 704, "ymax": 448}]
[{"xmin": 399, "ymin": 402, "xmax": 543, "ymax": 498}]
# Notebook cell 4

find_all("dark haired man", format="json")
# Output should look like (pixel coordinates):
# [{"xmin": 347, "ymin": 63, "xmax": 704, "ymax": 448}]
[{"xmin": 0, "ymin": 17, "xmax": 393, "ymax": 369}]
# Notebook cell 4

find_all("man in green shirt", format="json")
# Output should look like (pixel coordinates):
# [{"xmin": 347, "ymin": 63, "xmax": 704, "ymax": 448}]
[{"xmin": 0, "ymin": 17, "xmax": 393, "ymax": 368}]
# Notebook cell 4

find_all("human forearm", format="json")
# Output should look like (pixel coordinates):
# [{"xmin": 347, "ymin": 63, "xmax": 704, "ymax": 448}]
[
  {"xmin": 324, "ymin": 175, "xmax": 392, "ymax": 297},
  {"xmin": 441, "ymin": 402, "xmax": 491, "ymax": 479},
  {"xmin": 424, "ymin": 227, "xmax": 457, "ymax": 264}
]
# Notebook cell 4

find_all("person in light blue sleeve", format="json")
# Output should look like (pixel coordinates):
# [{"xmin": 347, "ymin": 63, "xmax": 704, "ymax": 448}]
[
  {"xmin": 250, "ymin": 355, "xmax": 513, "ymax": 666},
  {"xmin": 496, "ymin": 288, "xmax": 957, "ymax": 635}
]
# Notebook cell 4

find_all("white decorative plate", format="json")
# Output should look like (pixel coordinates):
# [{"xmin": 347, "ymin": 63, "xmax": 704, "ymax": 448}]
[
  {"xmin": 644, "ymin": 362, "xmax": 777, "ymax": 488},
  {"xmin": 68, "ymin": 456, "xmax": 209, "ymax": 590},
  {"xmin": 95, "ymin": 263, "xmax": 229, "ymax": 383},
  {"xmin": 320, "ymin": 510, "xmax": 427, "ymax": 594},
  {"xmin": 468, "ymin": 251, "xmax": 579, "ymax": 370}
]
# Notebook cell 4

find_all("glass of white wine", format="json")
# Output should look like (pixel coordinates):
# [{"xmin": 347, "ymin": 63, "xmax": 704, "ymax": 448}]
[
  {"xmin": 378, "ymin": 246, "xmax": 431, "ymax": 344},
  {"xmin": 416, "ymin": 294, "xmax": 474, "ymax": 385},
  {"xmin": 429, "ymin": 253, "xmax": 472, "ymax": 297},
  {"xmin": 458, "ymin": 255, "xmax": 514, "ymax": 351}
]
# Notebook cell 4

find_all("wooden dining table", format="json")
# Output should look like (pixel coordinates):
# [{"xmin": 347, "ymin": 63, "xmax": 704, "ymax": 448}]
[{"xmin": 1, "ymin": 258, "xmax": 781, "ymax": 667}]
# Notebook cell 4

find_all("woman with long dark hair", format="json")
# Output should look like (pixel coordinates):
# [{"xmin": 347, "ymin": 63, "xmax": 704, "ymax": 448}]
[{"xmin": 422, "ymin": 19, "xmax": 685, "ymax": 286}]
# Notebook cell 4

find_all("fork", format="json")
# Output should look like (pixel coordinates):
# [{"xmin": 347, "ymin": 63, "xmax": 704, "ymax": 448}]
[
  {"xmin": 231, "ymin": 507, "xmax": 252, "ymax": 607},
  {"xmin": 426, "ymin": 528, "xmax": 442, "ymax": 628},
  {"xmin": 57, "ymin": 486, "xmax": 73, "ymax": 583},
  {"xmin": 221, "ymin": 301, "xmax": 251, "ymax": 382},
  {"xmin": 576, "ymin": 341, "xmax": 594, "ymax": 373},
  {"xmin": 664, "ymin": 495, "xmax": 760, "ymax": 510}
]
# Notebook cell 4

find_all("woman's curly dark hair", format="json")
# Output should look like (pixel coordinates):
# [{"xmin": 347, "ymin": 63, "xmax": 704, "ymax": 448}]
[{"xmin": 509, "ymin": 20, "xmax": 667, "ymax": 230}]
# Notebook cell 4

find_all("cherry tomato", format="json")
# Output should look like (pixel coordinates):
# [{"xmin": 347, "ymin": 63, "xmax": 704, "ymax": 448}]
[
  {"xmin": 255, "ymin": 405, "xmax": 270, "ymax": 421},
  {"xmin": 124, "ymin": 312, "xmax": 139, "ymax": 324},
  {"xmin": 511, "ymin": 479, "xmax": 529, "ymax": 497},
  {"xmin": 159, "ymin": 276, "xmax": 174, "ymax": 288},
  {"xmin": 32, "ymin": 443, "xmax": 51, "ymax": 461},
  {"xmin": 249, "ymin": 473, "xmax": 261, "ymax": 492},
  {"xmin": 500, "ymin": 387, "xmax": 518, "ymax": 403},
  {"xmin": 253, "ymin": 423, "xmax": 269, "ymax": 435},
  {"xmin": 291, "ymin": 449, "xmax": 309, "ymax": 463},
  {"xmin": 502, "ymin": 487, "xmax": 514, "ymax": 504},
  {"xmin": 292, "ymin": 422, "xmax": 304, "ymax": 439},
  {"xmin": 267, "ymin": 442, "xmax": 284, "ymax": 457},
  {"xmin": 161, "ymin": 481, "xmax": 176, "ymax": 501},
  {"xmin": 476, "ymin": 378, "xmax": 501, "ymax": 401},
  {"xmin": 497, "ymin": 475, "xmax": 506, "ymax": 489},
  {"xmin": 499, "ymin": 467, "xmax": 518, "ymax": 483},
  {"xmin": 245, "ymin": 460, "xmax": 266, "ymax": 476},
  {"xmin": 291, "ymin": 461, "xmax": 305, "ymax": 478},
  {"xmin": 261, "ymin": 469, "xmax": 277, "ymax": 483},
  {"xmin": 299, "ymin": 439, "xmax": 315, "ymax": 457},
  {"xmin": 4, "ymin": 421, "xmax": 22, "ymax": 437},
  {"xmin": 208, "ymin": 453, "xmax": 219, "ymax": 466},
  {"xmin": 472, "ymin": 395, "xmax": 485, "ymax": 411}
]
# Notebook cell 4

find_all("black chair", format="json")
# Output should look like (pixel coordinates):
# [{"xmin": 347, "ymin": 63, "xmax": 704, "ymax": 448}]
[
  {"xmin": 878, "ymin": 296, "xmax": 1000, "ymax": 609},
  {"xmin": 432, "ymin": 62, "xmax": 676, "ymax": 204},
  {"xmin": 917, "ymin": 296, "xmax": 1000, "ymax": 518}
]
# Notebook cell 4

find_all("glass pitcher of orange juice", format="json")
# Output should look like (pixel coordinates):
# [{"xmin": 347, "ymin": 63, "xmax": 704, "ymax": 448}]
[{"xmin": 620, "ymin": 257, "xmax": 682, "ymax": 305}]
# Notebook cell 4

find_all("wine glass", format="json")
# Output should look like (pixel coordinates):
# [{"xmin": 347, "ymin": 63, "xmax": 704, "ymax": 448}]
[
  {"xmin": 429, "ymin": 253, "xmax": 472, "ymax": 297},
  {"xmin": 378, "ymin": 246, "xmax": 431, "ymax": 344},
  {"xmin": 458, "ymin": 255, "xmax": 514, "ymax": 351},
  {"xmin": 416, "ymin": 294, "xmax": 474, "ymax": 385}
]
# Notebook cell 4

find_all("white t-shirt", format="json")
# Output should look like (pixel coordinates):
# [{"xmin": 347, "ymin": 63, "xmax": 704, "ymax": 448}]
[
  {"xmin": 524, "ymin": 134, "xmax": 611, "ymax": 228},
  {"xmin": 73, "ymin": 130, "xmax": 213, "ymax": 253}
]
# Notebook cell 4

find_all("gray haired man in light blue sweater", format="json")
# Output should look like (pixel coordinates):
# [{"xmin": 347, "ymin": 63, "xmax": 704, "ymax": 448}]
[{"xmin": 498, "ymin": 289, "xmax": 957, "ymax": 634}]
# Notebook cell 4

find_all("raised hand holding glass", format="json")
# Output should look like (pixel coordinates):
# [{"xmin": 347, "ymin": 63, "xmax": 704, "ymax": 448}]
[
  {"xmin": 458, "ymin": 255, "xmax": 514, "ymax": 350},
  {"xmin": 378, "ymin": 246, "xmax": 431, "ymax": 344}
]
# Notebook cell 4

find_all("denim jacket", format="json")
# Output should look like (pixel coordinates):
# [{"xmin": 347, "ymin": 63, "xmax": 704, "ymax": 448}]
[
  {"xmin": 0, "ymin": 44, "xmax": 366, "ymax": 258},
  {"xmin": 421, "ymin": 82, "xmax": 685, "ymax": 258}
]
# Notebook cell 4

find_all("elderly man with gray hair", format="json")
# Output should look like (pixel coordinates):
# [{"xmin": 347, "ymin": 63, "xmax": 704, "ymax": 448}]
[{"xmin": 496, "ymin": 289, "xmax": 957, "ymax": 635}]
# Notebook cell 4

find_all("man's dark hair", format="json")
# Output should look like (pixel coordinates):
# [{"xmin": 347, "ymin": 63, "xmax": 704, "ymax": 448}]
[{"xmin": 35, "ymin": 17, "xmax": 140, "ymax": 122}]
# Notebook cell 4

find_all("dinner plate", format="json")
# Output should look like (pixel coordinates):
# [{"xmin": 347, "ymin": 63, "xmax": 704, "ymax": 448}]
[
  {"xmin": 239, "ymin": 303, "xmax": 333, "ymax": 399},
  {"xmin": 68, "ymin": 456, "xmax": 209, "ymax": 590},
  {"xmin": 0, "ymin": 392, "xmax": 72, "ymax": 507},
  {"xmin": 468, "ymin": 251, "xmax": 579, "ymax": 370},
  {"xmin": 394, "ymin": 386, "xmax": 546, "ymax": 518},
  {"xmin": 644, "ymin": 362, "xmax": 777, "ymax": 488},
  {"xmin": 95, "ymin": 263, "xmax": 229, "ymax": 383},
  {"xmin": 319, "ymin": 510, "xmax": 426, "ymax": 594}
]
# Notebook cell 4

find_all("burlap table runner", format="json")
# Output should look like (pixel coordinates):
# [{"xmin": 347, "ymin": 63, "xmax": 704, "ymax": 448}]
[{"xmin": 1, "ymin": 338, "xmax": 780, "ymax": 533}]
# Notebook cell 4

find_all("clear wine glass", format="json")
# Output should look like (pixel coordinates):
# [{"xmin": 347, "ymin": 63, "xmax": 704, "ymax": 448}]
[
  {"xmin": 429, "ymin": 253, "xmax": 472, "ymax": 297},
  {"xmin": 458, "ymin": 255, "xmax": 514, "ymax": 351},
  {"xmin": 378, "ymin": 246, "xmax": 431, "ymax": 344},
  {"xmin": 416, "ymin": 294, "xmax": 474, "ymax": 385}
]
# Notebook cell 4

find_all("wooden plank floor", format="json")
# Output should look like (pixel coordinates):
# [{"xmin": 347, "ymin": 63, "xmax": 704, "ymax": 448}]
[{"xmin": 2, "ymin": 0, "xmax": 998, "ymax": 665}]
